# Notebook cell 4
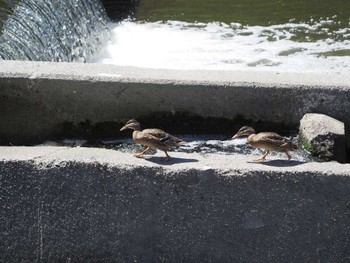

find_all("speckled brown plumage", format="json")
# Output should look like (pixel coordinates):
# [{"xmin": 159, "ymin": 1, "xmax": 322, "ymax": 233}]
[
  {"xmin": 232, "ymin": 126, "xmax": 298, "ymax": 161},
  {"xmin": 120, "ymin": 119, "xmax": 187, "ymax": 161}
]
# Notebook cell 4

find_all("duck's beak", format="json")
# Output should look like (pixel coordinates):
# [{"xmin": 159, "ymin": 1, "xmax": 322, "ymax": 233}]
[
  {"xmin": 120, "ymin": 125, "xmax": 128, "ymax": 131},
  {"xmin": 232, "ymin": 133, "xmax": 239, "ymax": 139}
]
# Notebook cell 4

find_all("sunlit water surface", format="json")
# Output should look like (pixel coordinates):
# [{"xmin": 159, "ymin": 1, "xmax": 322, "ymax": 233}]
[
  {"xmin": 95, "ymin": 19, "xmax": 350, "ymax": 73},
  {"xmin": 40, "ymin": 135, "xmax": 312, "ymax": 162}
]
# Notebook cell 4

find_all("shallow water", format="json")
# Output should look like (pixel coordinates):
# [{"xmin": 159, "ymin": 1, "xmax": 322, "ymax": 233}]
[{"xmin": 39, "ymin": 135, "xmax": 312, "ymax": 162}]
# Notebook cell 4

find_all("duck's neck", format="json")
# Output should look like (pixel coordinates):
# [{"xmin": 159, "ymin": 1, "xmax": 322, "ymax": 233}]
[
  {"xmin": 247, "ymin": 133, "xmax": 256, "ymax": 144},
  {"xmin": 133, "ymin": 124, "xmax": 141, "ymax": 131},
  {"xmin": 132, "ymin": 130, "xmax": 141, "ymax": 141}
]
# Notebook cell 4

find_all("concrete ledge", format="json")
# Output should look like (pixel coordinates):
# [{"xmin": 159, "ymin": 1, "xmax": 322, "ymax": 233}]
[
  {"xmin": 1, "ymin": 60, "xmax": 350, "ymax": 145},
  {"xmin": 1, "ymin": 146, "xmax": 350, "ymax": 262}
]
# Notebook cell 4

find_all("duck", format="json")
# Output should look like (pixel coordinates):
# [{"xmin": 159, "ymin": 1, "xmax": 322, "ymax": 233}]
[
  {"xmin": 232, "ymin": 126, "xmax": 298, "ymax": 161},
  {"xmin": 120, "ymin": 119, "xmax": 187, "ymax": 161}
]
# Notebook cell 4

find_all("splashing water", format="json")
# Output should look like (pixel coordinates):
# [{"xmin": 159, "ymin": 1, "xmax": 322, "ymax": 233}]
[
  {"xmin": 0, "ymin": 0, "xmax": 110, "ymax": 62},
  {"xmin": 96, "ymin": 19, "xmax": 350, "ymax": 73},
  {"xmin": 39, "ymin": 134, "xmax": 313, "ymax": 162}
]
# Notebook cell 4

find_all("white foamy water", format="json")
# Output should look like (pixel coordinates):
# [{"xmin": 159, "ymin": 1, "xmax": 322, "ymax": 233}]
[
  {"xmin": 95, "ymin": 20, "xmax": 350, "ymax": 73},
  {"xmin": 38, "ymin": 134, "xmax": 311, "ymax": 162}
]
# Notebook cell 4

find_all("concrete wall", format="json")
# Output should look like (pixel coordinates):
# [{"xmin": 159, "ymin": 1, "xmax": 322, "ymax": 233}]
[
  {"xmin": 1, "ymin": 147, "xmax": 350, "ymax": 262},
  {"xmin": 1, "ymin": 61, "xmax": 350, "ymax": 145},
  {"xmin": 1, "ymin": 61, "xmax": 350, "ymax": 262}
]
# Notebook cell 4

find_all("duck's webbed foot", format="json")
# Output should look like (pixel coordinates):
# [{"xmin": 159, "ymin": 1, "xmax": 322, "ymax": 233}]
[
  {"xmin": 254, "ymin": 157, "xmax": 266, "ymax": 162},
  {"xmin": 161, "ymin": 151, "xmax": 171, "ymax": 162},
  {"xmin": 285, "ymin": 151, "xmax": 292, "ymax": 161},
  {"xmin": 134, "ymin": 152, "xmax": 145, "ymax": 158},
  {"xmin": 134, "ymin": 146, "xmax": 151, "ymax": 158},
  {"xmin": 254, "ymin": 150, "xmax": 270, "ymax": 162}
]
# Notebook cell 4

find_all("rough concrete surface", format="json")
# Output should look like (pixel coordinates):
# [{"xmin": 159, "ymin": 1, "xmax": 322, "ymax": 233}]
[
  {"xmin": 1, "ymin": 146, "xmax": 350, "ymax": 262},
  {"xmin": 1, "ymin": 60, "xmax": 350, "ymax": 145}
]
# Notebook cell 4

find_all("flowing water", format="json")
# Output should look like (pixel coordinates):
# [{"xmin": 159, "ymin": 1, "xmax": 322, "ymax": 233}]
[
  {"xmin": 40, "ymin": 134, "xmax": 312, "ymax": 162},
  {"xmin": 1, "ymin": 0, "xmax": 349, "ymax": 72},
  {"xmin": 96, "ymin": 0, "xmax": 350, "ymax": 73},
  {"xmin": 0, "ymin": 0, "xmax": 109, "ymax": 61}
]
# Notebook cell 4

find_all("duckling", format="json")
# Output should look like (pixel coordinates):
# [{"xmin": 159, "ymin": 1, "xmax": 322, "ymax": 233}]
[
  {"xmin": 120, "ymin": 119, "xmax": 187, "ymax": 161},
  {"xmin": 232, "ymin": 126, "xmax": 298, "ymax": 161}
]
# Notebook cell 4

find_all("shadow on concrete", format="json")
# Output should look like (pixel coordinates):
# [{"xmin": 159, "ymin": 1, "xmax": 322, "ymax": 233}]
[
  {"xmin": 144, "ymin": 156, "xmax": 199, "ymax": 165},
  {"xmin": 248, "ymin": 160, "xmax": 307, "ymax": 167}
]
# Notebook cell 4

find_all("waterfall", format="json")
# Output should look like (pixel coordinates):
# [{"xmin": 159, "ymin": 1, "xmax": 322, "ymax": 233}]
[{"xmin": 0, "ymin": 0, "xmax": 110, "ymax": 62}]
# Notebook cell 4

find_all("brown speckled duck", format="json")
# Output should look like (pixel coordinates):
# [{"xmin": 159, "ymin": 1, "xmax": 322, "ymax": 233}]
[
  {"xmin": 120, "ymin": 119, "xmax": 187, "ymax": 161},
  {"xmin": 232, "ymin": 126, "xmax": 298, "ymax": 161}
]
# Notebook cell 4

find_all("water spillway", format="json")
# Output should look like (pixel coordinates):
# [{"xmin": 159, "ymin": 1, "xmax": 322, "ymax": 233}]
[{"xmin": 0, "ymin": 0, "xmax": 109, "ymax": 62}]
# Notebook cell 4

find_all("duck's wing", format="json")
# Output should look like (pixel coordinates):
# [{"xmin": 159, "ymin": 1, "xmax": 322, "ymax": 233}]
[
  {"xmin": 142, "ymin": 128, "xmax": 187, "ymax": 147},
  {"xmin": 256, "ymin": 132, "xmax": 285, "ymax": 141},
  {"xmin": 255, "ymin": 132, "xmax": 296, "ymax": 151},
  {"xmin": 142, "ymin": 128, "xmax": 168, "ymax": 139},
  {"xmin": 133, "ymin": 129, "xmax": 167, "ymax": 148}
]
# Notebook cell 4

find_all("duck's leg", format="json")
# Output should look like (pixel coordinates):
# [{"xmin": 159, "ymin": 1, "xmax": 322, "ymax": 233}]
[
  {"xmin": 285, "ymin": 151, "xmax": 292, "ymax": 161},
  {"xmin": 134, "ymin": 146, "xmax": 151, "ymax": 158},
  {"xmin": 255, "ymin": 150, "xmax": 270, "ymax": 162},
  {"xmin": 162, "ymin": 151, "xmax": 171, "ymax": 162}
]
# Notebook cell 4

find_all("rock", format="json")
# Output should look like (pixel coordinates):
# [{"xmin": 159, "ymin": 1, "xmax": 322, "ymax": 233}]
[{"xmin": 299, "ymin": 113, "xmax": 346, "ymax": 163}]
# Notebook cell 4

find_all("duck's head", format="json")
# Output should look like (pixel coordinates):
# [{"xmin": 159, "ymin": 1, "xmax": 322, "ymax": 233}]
[
  {"xmin": 232, "ymin": 126, "xmax": 256, "ymax": 139},
  {"xmin": 120, "ymin": 119, "xmax": 141, "ymax": 131}
]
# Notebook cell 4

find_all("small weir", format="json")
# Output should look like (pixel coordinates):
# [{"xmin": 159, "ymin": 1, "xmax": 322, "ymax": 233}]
[
  {"xmin": 0, "ymin": 0, "xmax": 109, "ymax": 61},
  {"xmin": 1, "ymin": 0, "xmax": 350, "ymax": 71}
]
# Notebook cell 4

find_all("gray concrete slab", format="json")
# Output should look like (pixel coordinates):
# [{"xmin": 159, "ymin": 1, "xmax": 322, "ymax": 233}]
[
  {"xmin": 0, "ymin": 146, "xmax": 349, "ymax": 262},
  {"xmin": 1, "ymin": 146, "xmax": 350, "ymax": 174},
  {"xmin": 1, "ymin": 60, "xmax": 350, "ymax": 146},
  {"xmin": 2, "ymin": 60, "xmax": 350, "ymax": 86}
]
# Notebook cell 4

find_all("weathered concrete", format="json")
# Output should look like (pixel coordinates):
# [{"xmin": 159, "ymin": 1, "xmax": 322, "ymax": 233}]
[
  {"xmin": 1, "ymin": 60, "xmax": 350, "ymax": 146},
  {"xmin": 300, "ymin": 113, "xmax": 347, "ymax": 163},
  {"xmin": 0, "ymin": 146, "xmax": 349, "ymax": 262}
]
